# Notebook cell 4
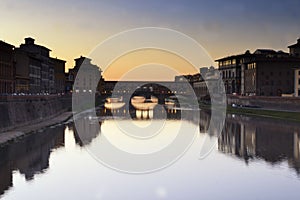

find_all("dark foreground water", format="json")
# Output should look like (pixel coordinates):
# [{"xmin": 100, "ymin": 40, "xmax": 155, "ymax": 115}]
[{"xmin": 0, "ymin": 109, "xmax": 300, "ymax": 200}]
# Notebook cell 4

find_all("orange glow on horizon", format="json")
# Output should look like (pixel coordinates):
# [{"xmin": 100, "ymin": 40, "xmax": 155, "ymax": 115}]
[{"xmin": 102, "ymin": 49, "xmax": 199, "ymax": 81}]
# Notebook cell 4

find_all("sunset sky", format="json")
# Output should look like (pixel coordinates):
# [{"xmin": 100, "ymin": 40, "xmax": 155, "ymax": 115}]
[{"xmin": 1, "ymin": 0, "xmax": 300, "ymax": 80}]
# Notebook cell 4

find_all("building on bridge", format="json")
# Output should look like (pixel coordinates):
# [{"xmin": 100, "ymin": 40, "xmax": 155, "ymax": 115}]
[{"xmin": 102, "ymin": 81, "xmax": 195, "ymax": 97}]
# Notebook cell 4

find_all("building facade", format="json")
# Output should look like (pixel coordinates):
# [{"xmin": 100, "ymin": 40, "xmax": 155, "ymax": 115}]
[
  {"xmin": 14, "ymin": 49, "xmax": 30, "ymax": 93},
  {"xmin": 215, "ymin": 54, "xmax": 242, "ymax": 94},
  {"xmin": 216, "ymin": 42, "xmax": 300, "ymax": 96},
  {"xmin": 193, "ymin": 66, "xmax": 223, "ymax": 99},
  {"xmin": 18, "ymin": 37, "xmax": 54, "ymax": 93},
  {"xmin": 0, "ymin": 41, "xmax": 14, "ymax": 94},
  {"xmin": 241, "ymin": 50, "xmax": 299, "ymax": 96},
  {"xmin": 51, "ymin": 58, "xmax": 66, "ymax": 94},
  {"xmin": 288, "ymin": 38, "xmax": 300, "ymax": 57},
  {"xmin": 295, "ymin": 69, "xmax": 300, "ymax": 97},
  {"xmin": 68, "ymin": 56, "xmax": 101, "ymax": 93}
]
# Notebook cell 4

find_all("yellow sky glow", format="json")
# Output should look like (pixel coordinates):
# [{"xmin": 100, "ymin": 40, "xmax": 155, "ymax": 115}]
[{"xmin": 103, "ymin": 49, "xmax": 199, "ymax": 81}]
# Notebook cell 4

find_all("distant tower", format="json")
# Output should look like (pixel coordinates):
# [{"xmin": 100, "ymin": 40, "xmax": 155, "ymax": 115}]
[{"xmin": 288, "ymin": 38, "xmax": 300, "ymax": 57}]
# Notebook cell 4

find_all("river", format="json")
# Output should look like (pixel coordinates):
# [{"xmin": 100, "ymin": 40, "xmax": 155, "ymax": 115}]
[{"xmin": 0, "ymin": 108, "xmax": 300, "ymax": 199}]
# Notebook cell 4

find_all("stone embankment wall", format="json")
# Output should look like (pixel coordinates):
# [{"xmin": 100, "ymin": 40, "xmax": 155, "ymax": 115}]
[
  {"xmin": 227, "ymin": 95, "xmax": 300, "ymax": 112},
  {"xmin": 0, "ymin": 95, "xmax": 71, "ymax": 132}
]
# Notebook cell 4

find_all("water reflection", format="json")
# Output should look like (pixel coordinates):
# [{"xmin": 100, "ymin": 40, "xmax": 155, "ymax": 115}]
[
  {"xmin": 214, "ymin": 113, "xmax": 300, "ymax": 174},
  {"xmin": 76, "ymin": 107, "xmax": 300, "ymax": 175},
  {"xmin": 1, "ymin": 108, "xmax": 300, "ymax": 198},
  {"xmin": 0, "ymin": 125, "xmax": 65, "ymax": 197},
  {"xmin": 73, "ymin": 116, "xmax": 101, "ymax": 146}
]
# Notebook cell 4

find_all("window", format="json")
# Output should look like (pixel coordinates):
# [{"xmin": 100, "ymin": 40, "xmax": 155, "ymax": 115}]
[
  {"xmin": 298, "ymin": 78, "xmax": 300, "ymax": 85},
  {"xmin": 298, "ymin": 71, "xmax": 300, "ymax": 76}
]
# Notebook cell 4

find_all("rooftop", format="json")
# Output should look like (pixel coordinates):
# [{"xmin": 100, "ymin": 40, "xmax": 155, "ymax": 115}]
[
  {"xmin": 0, "ymin": 40, "xmax": 15, "ymax": 49},
  {"xmin": 20, "ymin": 37, "xmax": 51, "ymax": 52},
  {"xmin": 288, "ymin": 38, "xmax": 300, "ymax": 48}
]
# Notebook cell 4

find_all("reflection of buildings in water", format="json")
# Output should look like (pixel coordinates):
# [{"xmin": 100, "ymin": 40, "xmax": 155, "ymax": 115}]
[
  {"xmin": 288, "ymin": 132, "xmax": 300, "ymax": 174},
  {"xmin": 218, "ymin": 115, "xmax": 300, "ymax": 173},
  {"xmin": 199, "ymin": 110, "xmax": 224, "ymax": 137},
  {"xmin": 0, "ymin": 147, "xmax": 12, "ymax": 197},
  {"xmin": 255, "ymin": 130, "xmax": 294, "ymax": 163},
  {"xmin": 12, "ymin": 126, "xmax": 65, "ymax": 180},
  {"xmin": 73, "ymin": 117, "xmax": 101, "ymax": 146},
  {"xmin": 294, "ymin": 132, "xmax": 300, "ymax": 160},
  {"xmin": 199, "ymin": 110, "xmax": 210, "ymax": 133},
  {"xmin": 0, "ymin": 126, "xmax": 65, "ymax": 196},
  {"xmin": 219, "ymin": 120, "xmax": 256, "ymax": 160},
  {"xmin": 0, "ymin": 163, "xmax": 12, "ymax": 197}
]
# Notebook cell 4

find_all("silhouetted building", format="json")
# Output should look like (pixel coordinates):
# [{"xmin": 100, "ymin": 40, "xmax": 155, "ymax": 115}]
[
  {"xmin": 296, "ymin": 69, "xmax": 300, "ymax": 97},
  {"xmin": 17, "ymin": 37, "xmax": 54, "ymax": 93},
  {"xmin": 241, "ymin": 49, "xmax": 300, "ymax": 96},
  {"xmin": 14, "ymin": 49, "xmax": 32, "ymax": 93},
  {"xmin": 64, "ymin": 72, "xmax": 73, "ymax": 93},
  {"xmin": 68, "ymin": 56, "xmax": 101, "ymax": 93},
  {"xmin": 216, "ymin": 46, "xmax": 300, "ymax": 96},
  {"xmin": 0, "ymin": 41, "xmax": 14, "ymax": 94},
  {"xmin": 51, "ymin": 57, "xmax": 66, "ymax": 94},
  {"xmin": 288, "ymin": 38, "xmax": 300, "ymax": 57}
]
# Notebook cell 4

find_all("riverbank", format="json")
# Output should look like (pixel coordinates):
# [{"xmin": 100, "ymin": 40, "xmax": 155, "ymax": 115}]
[
  {"xmin": 199, "ymin": 102, "xmax": 300, "ymax": 122},
  {"xmin": 227, "ymin": 95, "xmax": 300, "ymax": 112},
  {"xmin": 0, "ymin": 95, "xmax": 71, "ymax": 132},
  {"xmin": 0, "ymin": 111, "xmax": 73, "ymax": 146},
  {"xmin": 227, "ymin": 107, "xmax": 300, "ymax": 122}
]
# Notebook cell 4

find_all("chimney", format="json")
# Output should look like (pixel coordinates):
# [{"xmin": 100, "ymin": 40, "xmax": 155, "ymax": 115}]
[{"xmin": 25, "ymin": 37, "xmax": 35, "ymax": 45}]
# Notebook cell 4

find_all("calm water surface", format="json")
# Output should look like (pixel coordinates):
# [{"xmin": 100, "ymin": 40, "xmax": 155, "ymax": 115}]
[{"xmin": 0, "ymin": 109, "xmax": 300, "ymax": 200}]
